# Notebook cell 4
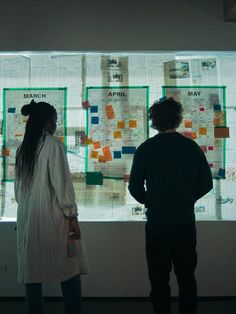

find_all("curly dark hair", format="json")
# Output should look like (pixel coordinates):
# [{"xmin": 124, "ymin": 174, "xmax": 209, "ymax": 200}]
[{"xmin": 148, "ymin": 97, "xmax": 183, "ymax": 132}]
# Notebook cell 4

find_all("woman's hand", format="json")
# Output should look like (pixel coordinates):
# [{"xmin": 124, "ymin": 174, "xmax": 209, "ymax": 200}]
[{"xmin": 69, "ymin": 217, "xmax": 81, "ymax": 240}]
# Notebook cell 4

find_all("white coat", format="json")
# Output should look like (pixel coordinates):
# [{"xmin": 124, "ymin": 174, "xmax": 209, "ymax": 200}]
[{"xmin": 15, "ymin": 134, "xmax": 85, "ymax": 283}]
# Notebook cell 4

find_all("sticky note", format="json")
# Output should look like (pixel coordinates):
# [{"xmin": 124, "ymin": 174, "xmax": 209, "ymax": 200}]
[
  {"xmin": 84, "ymin": 137, "xmax": 93, "ymax": 145},
  {"xmin": 199, "ymin": 127, "xmax": 207, "ymax": 135},
  {"xmin": 2, "ymin": 148, "xmax": 10, "ymax": 156},
  {"xmin": 191, "ymin": 132, "xmax": 197, "ymax": 139},
  {"xmin": 93, "ymin": 141, "xmax": 101, "ymax": 149},
  {"xmin": 124, "ymin": 174, "xmax": 130, "ymax": 182},
  {"xmin": 15, "ymin": 132, "xmax": 24, "ymax": 137},
  {"xmin": 86, "ymin": 172, "xmax": 103, "ymax": 185},
  {"xmin": 117, "ymin": 120, "xmax": 125, "ymax": 129},
  {"xmin": 113, "ymin": 130, "xmax": 121, "ymax": 139},
  {"xmin": 102, "ymin": 146, "xmax": 113, "ymax": 161},
  {"xmin": 217, "ymin": 168, "xmax": 226, "ymax": 178},
  {"xmin": 98, "ymin": 155, "xmax": 106, "ymax": 162},
  {"xmin": 58, "ymin": 135, "xmax": 64, "ymax": 143},
  {"xmin": 90, "ymin": 106, "xmax": 98, "ymax": 113},
  {"xmin": 184, "ymin": 120, "xmax": 192, "ymax": 128},
  {"xmin": 129, "ymin": 120, "xmax": 137, "ymax": 128},
  {"xmin": 208, "ymin": 146, "xmax": 214, "ymax": 150},
  {"xmin": 8, "ymin": 108, "xmax": 16, "ymax": 113},
  {"xmin": 113, "ymin": 151, "xmax": 121, "ymax": 159},
  {"xmin": 213, "ymin": 117, "xmax": 221, "ymax": 126},
  {"xmin": 122, "ymin": 146, "xmax": 136, "ymax": 154},
  {"xmin": 105, "ymin": 104, "xmax": 115, "ymax": 119},
  {"xmin": 90, "ymin": 150, "xmax": 99, "ymax": 159},
  {"xmin": 91, "ymin": 116, "xmax": 99, "ymax": 124},
  {"xmin": 214, "ymin": 104, "xmax": 221, "ymax": 111},
  {"xmin": 82, "ymin": 100, "xmax": 90, "ymax": 109},
  {"xmin": 214, "ymin": 127, "xmax": 230, "ymax": 138},
  {"xmin": 199, "ymin": 107, "xmax": 205, "ymax": 112}
]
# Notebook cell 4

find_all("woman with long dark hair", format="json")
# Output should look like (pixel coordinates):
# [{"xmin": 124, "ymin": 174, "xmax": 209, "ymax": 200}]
[{"xmin": 15, "ymin": 99, "xmax": 86, "ymax": 314}]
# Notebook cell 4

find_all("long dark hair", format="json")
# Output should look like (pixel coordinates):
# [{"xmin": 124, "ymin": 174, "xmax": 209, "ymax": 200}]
[{"xmin": 15, "ymin": 99, "xmax": 57, "ymax": 190}]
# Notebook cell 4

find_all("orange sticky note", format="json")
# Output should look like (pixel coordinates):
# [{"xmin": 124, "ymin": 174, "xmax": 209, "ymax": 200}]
[
  {"xmin": 2, "ymin": 148, "xmax": 10, "ymax": 156},
  {"xmin": 102, "ymin": 146, "xmax": 113, "ymax": 161},
  {"xmin": 105, "ymin": 104, "xmax": 115, "ymax": 120},
  {"xmin": 117, "ymin": 120, "xmax": 125, "ymax": 129},
  {"xmin": 129, "ymin": 120, "xmax": 137, "ymax": 128},
  {"xmin": 214, "ymin": 127, "xmax": 230, "ymax": 138},
  {"xmin": 191, "ymin": 132, "xmax": 197, "ymax": 139},
  {"xmin": 199, "ymin": 127, "xmax": 207, "ymax": 135},
  {"xmin": 58, "ymin": 135, "xmax": 64, "ymax": 143},
  {"xmin": 90, "ymin": 150, "xmax": 99, "ymax": 159},
  {"xmin": 184, "ymin": 120, "xmax": 192, "ymax": 128},
  {"xmin": 98, "ymin": 155, "xmax": 106, "ymax": 162},
  {"xmin": 113, "ymin": 130, "xmax": 121, "ymax": 139},
  {"xmin": 93, "ymin": 141, "xmax": 101, "ymax": 149}
]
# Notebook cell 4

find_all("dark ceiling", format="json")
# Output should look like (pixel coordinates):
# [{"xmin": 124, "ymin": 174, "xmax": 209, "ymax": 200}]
[{"xmin": 224, "ymin": 0, "xmax": 236, "ymax": 21}]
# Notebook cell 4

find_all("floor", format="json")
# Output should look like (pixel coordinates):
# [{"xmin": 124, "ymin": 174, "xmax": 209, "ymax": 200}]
[{"xmin": 0, "ymin": 297, "xmax": 236, "ymax": 314}]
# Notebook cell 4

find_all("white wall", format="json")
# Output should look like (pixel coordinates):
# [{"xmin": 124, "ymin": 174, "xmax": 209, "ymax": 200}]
[
  {"xmin": 0, "ymin": 0, "xmax": 236, "ymax": 51},
  {"xmin": 0, "ymin": 221, "xmax": 236, "ymax": 297}
]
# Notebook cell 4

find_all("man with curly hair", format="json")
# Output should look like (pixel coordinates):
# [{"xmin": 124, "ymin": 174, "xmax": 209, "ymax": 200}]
[{"xmin": 129, "ymin": 97, "xmax": 213, "ymax": 314}]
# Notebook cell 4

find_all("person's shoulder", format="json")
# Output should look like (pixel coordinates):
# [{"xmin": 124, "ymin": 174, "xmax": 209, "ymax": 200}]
[
  {"xmin": 135, "ymin": 137, "xmax": 154, "ymax": 153},
  {"xmin": 45, "ymin": 134, "xmax": 64, "ymax": 149},
  {"xmin": 177, "ymin": 133, "xmax": 202, "ymax": 152}
]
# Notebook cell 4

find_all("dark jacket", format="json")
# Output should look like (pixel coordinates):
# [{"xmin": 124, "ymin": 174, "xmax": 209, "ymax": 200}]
[{"xmin": 128, "ymin": 132, "xmax": 213, "ymax": 213}]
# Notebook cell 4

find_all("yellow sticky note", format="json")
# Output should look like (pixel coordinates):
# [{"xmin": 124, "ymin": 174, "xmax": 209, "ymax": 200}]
[
  {"xmin": 113, "ymin": 130, "xmax": 121, "ymax": 139},
  {"xmin": 199, "ymin": 127, "xmax": 207, "ymax": 135},
  {"xmin": 117, "ymin": 120, "xmax": 125, "ymax": 129},
  {"xmin": 93, "ymin": 141, "xmax": 101, "ymax": 149},
  {"xmin": 105, "ymin": 104, "xmax": 115, "ymax": 120},
  {"xmin": 85, "ymin": 137, "xmax": 93, "ymax": 145},
  {"xmin": 90, "ymin": 150, "xmax": 99, "ymax": 159},
  {"xmin": 98, "ymin": 155, "xmax": 106, "ymax": 162},
  {"xmin": 184, "ymin": 120, "xmax": 192, "ymax": 128},
  {"xmin": 58, "ymin": 135, "xmax": 64, "ymax": 143},
  {"xmin": 129, "ymin": 120, "xmax": 137, "ymax": 128}
]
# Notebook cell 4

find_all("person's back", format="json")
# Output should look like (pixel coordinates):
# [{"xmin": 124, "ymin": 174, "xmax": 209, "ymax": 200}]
[
  {"xmin": 128, "ymin": 97, "xmax": 213, "ymax": 314},
  {"xmin": 129, "ymin": 131, "xmax": 212, "ymax": 213}
]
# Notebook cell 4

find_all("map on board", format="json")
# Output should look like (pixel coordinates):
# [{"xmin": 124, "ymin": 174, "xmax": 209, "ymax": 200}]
[
  {"xmin": 2, "ymin": 88, "xmax": 67, "ymax": 181},
  {"xmin": 163, "ymin": 86, "xmax": 228, "ymax": 179},
  {"xmin": 85, "ymin": 86, "xmax": 149, "ymax": 179}
]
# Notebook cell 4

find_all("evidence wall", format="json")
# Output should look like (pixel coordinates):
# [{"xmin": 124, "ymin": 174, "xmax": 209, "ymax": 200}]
[{"xmin": 0, "ymin": 52, "xmax": 236, "ymax": 221}]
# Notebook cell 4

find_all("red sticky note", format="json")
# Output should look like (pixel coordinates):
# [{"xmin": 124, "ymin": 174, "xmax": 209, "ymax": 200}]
[
  {"xmin": 214, "ymin": 127, "xmax": 230, "ymax": 138},
  {"xmin": 82, "ymin": 100, "xmax": 90, "ymax": 109}
]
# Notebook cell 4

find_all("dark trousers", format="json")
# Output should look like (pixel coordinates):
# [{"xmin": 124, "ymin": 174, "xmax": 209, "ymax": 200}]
[
  {"xmin": 145, "ymin": 212, "xmax": 197, "ymax": 314},
  {"xmin": 25, "ymin": 274, "xmax": 82, "ymax": 314}
]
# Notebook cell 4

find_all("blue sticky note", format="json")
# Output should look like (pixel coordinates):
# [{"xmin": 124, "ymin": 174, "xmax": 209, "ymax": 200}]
[
  {"xmin": 214, "ymin": 104, "xmax": 221, "ymax": 111},
  {"xmin": 113, "ymin": 151, "xmax": 121, "ymax": 159},
  {"xmin": 217, "ymin": 168, "xmax": 225, "ymax": 178},
  {"xmin": 90, "ymin": 106, "xmax": 98, "ymax": 113},
  {"xmin": 122, "ymin": 146, "xmax": 136, "ymax": 154},
  {"xmin": 91, "ymin": 116, "xmax": 99, "ymax": 124},
  {"xmin": 8, "ymin": 108, "xmax": 16, "ymax": 113}
]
